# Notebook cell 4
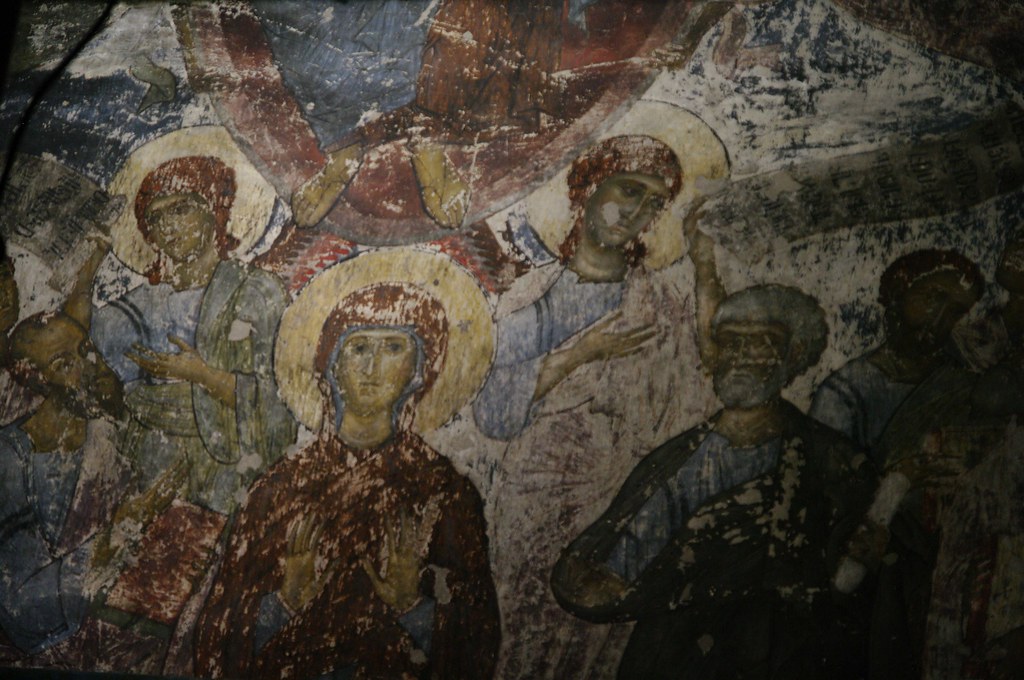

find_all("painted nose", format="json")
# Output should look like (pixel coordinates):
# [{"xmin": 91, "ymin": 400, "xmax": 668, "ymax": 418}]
[
  {"xmin": 928, "ymin": 302, "xmax": 961, "ymax": 339},
  {"xmin": 360, "ymin": 343, "xmax": 384, "ymax": 376}
]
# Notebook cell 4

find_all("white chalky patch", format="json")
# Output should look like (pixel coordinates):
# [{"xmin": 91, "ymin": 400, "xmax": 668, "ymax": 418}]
[
  {"xmin": 228, "ymin": 318, "xmax": 253, "ymax": 340},
  {"xmin": 687, "ymin": 512, "xmax": 716, "ymax": 531},
  {"xmin": 431, "ymin": 565, "xmax": 452, "ymax": 604},
  {"xmin": 236, "ymin": 451, "xmax": 263, "ymax": 473},
  {"xmin": 833, "ymin": 557, "xmax": 867, "ymax": 594},
  {"xmin": 768, "ymin": 445, "xmax": 802, "ymax": 542},
  {"xmin": 734, "ymin": 487, "xmax": 762, "ymax": 505},
  {"xmin": 697, "ymin": 634, "xmax": 714, "ymax": 655},
  {"xmin": 600, "ymin": 201, "xmax": 620, "ymax": 226}
]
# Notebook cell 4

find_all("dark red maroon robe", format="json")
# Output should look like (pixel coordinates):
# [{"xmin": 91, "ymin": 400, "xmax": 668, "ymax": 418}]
[{"xmin": 194, "ymin": 429, "xmax": 499, "ymax": 680}]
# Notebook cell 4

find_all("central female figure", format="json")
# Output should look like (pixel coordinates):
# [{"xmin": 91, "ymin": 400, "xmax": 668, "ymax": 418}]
[{"xmin": 195, "ymin": 276, "xmax": 499, "ymax": 680}]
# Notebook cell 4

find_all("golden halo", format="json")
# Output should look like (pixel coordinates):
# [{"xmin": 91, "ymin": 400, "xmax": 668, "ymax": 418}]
[
  {"xmin": 108, "ymin": 126, "xmax": 277, "ymax": 275},
  {"xmin": 275, "ymin": 248, "xmax": 494, "ymax": 434},
  {"xmin": 522, "ymin": 101, "xmax": 729, "ymax": 270}
]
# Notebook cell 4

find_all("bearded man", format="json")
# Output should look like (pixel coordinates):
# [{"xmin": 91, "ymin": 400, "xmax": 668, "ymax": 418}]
[
  {"xmin": 552, "ymin": 280, "xmax": 876, "ymax": 679},
  {"xmin": 0, "ymin": 308, "xmax": 126, "ymax": 657}
]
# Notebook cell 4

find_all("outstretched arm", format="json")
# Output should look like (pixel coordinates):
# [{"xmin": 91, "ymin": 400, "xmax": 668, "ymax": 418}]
[
  {"xmin": 64, "ymin": 235, "xmax": 110, "ymax": 330},
  {"xmin": 684, "ymin": 204, "xmax": 726, "ymax": 370},
  {"xmin": 534, "ymin": 312, "xmax": 657, "ymax": 402},
  {"xmin": 126, "ymin": 335, "xmax": 236, "ymax": 407}
]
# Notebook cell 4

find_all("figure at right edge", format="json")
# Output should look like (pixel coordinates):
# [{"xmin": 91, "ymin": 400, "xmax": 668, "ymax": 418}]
[{"xmin": 551, "ymin": 216, "xmax": 878, "ymax": 679}]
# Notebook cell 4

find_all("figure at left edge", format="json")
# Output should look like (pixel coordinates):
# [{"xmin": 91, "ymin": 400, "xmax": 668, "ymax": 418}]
[{"xmin": 0, "ymin": 241, "xmax": 129, "ymax": 664}]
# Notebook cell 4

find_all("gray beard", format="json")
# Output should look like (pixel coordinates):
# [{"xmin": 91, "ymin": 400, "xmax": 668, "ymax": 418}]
[{"xmin": 713, "ymin": 367, "xmax": 786, "ymax": 409}]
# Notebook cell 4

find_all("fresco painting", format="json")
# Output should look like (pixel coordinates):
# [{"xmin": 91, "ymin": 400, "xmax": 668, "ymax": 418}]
[{"xmin": 1, "ymin": 1, "xmax": 1023, "ymax": 679}]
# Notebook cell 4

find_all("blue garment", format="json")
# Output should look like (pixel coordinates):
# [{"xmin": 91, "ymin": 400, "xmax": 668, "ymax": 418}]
[
  {"xmin": 92, "ymin": 280, "xmax": 204, "ymax": 385},
  {"xmin": 90, "ymin": 261, "xmax": 296, "ymax": 514},
  {"xmin": 253, "ymin": 0, "xmax": 433, "ymax": 147},
  {"xmin": 0, "ymin": 424, "xmax": 90, "ymax": 654},
  {"xmin": 809, "ymin": 356, "xmax": 914, "ymax": 459},
  {"xmin": 552, "ymin": 405, "xmax": 877, "ymax": 680},
  {"xmin": 473, "ymin": 268, "xmax": 624, "ymax": 440},
  {"xmin": 254, "ymin": 592, "xmax": 436, "ymax": 657},
  {"xmin": 251, "ymin": 0, "xmax": 602, "ymax": 148},
  {"xmin": 606, "ymin": 432, "xmax": 782, "ymax": 582}
]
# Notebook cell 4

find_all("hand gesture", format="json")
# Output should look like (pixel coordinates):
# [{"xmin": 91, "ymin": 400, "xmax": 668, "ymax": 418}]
[
  {"xmin": 682, "ymin": 200, "xmax": 715, "ymax": 265},
  {"xmin": 536, "ymin": 312, "xmax": 658, "ymax": 400},
  {"xmin": 125, "ymin": 334, "xmax": 206, "ymax": 383},
  {"xmin": 360, "ymin": 509, "xmax": 431, "ymax": 613},
  {"xmin": 570, "ymin": 312, "xmax": 658, "ymax": 366},
  {"xmin": 557, "ymin": 554, "xmax": 629, "ymax": 609},
  {"xmin": 292, "ymin": 144, "xmax": 362, "ymax": 228},
  {"xmin": 411, "ymin": 143, "xmax": 469, "ymax": 230},
  {"xmin": 281, "ymin": 515, "xmax": 337, "ymax": 613},
  {"xmin": 125, "ymin": 335, "xmax": 236, "ymax": 406},
  {"xmin": 84, "ymin": 230, "xmax": 113, "ymax": 254}
]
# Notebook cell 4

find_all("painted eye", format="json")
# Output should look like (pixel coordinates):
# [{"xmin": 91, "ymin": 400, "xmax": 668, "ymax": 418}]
[
  {"xmin": 50, "ymin": 353, "xmax": 74, "ymax": 373},
  {"xmin": 387, "ymin": 341, "xmax": 405, "ymax": 353}
]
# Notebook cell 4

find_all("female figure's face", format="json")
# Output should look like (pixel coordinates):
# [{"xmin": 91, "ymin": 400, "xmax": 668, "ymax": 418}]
[
  {"xmin": 142, "ymin": 192, "xmax": 217, "ymax": 263},
  {"xmin": 582, "ymin": 172, "xmax": 670, "ymax": 250},
  {"xmin": 333, "ymin": 328, "xmax": 418, "ymax": 417}
]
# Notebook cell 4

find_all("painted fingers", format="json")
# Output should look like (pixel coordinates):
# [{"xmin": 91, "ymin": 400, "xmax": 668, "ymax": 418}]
[
  {"xmin": 125, "ymin": 334, "xmax": 203, "ymax": 382},
  {"xmin": 292, "ymin": 143, "xmax": 362, "ymax": 228},
  {"xmin": 360, "ymin": 508, "xmax": 430, "ymax": 612}
]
